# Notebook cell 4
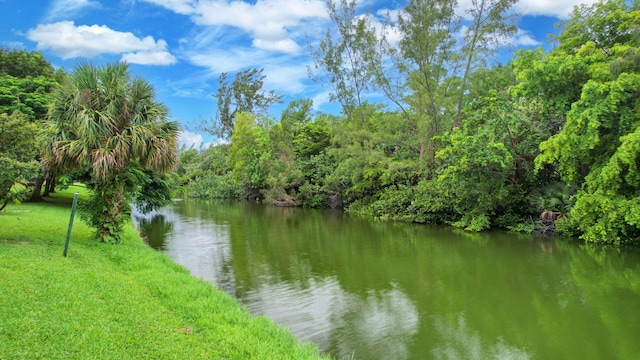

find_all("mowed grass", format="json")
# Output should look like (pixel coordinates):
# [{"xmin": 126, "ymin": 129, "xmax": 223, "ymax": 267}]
[{"xmin": 0, "ymin": 185, "xmax": 327, "ymax": 360}]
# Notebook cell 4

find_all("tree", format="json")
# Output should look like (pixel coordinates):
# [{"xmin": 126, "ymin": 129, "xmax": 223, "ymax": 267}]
[
  {"xmin": 294, "ymin": 115, "xmax": 334, "ymax": 207},
  {"xmin": 434, "ymin": 130, "xmax": 513, "ymax": 231},
  {"xmin": 206, "ymin": 68, "xmax": 282, "ymax": 140},
  {"xmin": 552, "ymin": 0, "xmax": 638, "ymax": 57},
  {"xmin": 262, "ymin": 100, "xmax": 314, "ymax": 205},
  {"xmin": 309, "ymin": 0, "xmax": 378, "ymax": 126},
  {"xmin": 0, "ymin": 76, "xmax": 58, "ymax": 121},
  {"xmin": 46, "ymin": 62, "xmax": 179, "ymax": 243},
  {"xmin": 397, "ymin": 0, "xmax": 459, "ymax": 161},
  {"xmin": 228, "ymin": 112, "xmax": 271, "ymax": 200},
  {"xmin": 534, "ymin": 0, "xmax": 640, "ymax": 244},
  {"xmin": 0, "ymin": 47, "xmax": 55, "ymax": 78},
  {"xmin": 452, "ymin": 0, "xmax": 518, "ymax": 130},
  {"xmin": 511, "ymin": 48, "xmax": 591, "ymax": 137},
  {"xmin": 0, "ymin": 48, "xmax": 61, "ymax": 202},
  {"xmin": 0, "ymin": 112, "xmax": 40, "ymax": 210}
]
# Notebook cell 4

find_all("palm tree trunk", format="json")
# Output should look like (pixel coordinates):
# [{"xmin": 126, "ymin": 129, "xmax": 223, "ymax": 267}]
[
  {"xmin": 44, "ymin": 174, "xmax": 56, "ymax": 196},
  {"xmin": 28, "ymin": 176, "xmax": 45, "ymax": 202},
  {"xmin": 98, "ymin": 185, "xmax": 126, "ymax": 243}
]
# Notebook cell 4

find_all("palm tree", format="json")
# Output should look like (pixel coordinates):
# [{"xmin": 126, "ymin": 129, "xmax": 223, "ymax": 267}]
[{"xmin": 45, "ymin": 62, "xmax": 179, "ymax": 243}]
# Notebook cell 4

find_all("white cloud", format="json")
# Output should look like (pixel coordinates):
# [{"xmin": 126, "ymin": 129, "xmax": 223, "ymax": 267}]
[
  {"xmin": 142, "ymin": 0, "xmax": 196, "ymax": 14},
  {"xmin": 511, "ymin": 29, "xmax": 541, "ymax": 47},
  {"xmin": 184, "ymin": 46, "xmax": 311, "ymax": 97},
  {"xmin": 26, "ymin": 21, "xmax": 177, "ymax": 65},
  {"xmin": 514, "ymin": 0, "xmax": 600, "ymax": 19},
  {"xmin": 468, "ymin": 27, "xmax": 541, "ymax": 50},
  {"xmin": 457, "ymin": 0, "xmax": 600, "ymax": 20},
  {"xmin": 136, "ymin": 0, "xmax": 335, "ymax": 101},
  {"xmin": 121, "ymin": 40, "xmax": 178, "ymax": 65},
  {"xmin": 1, "ymin": 41, "xmax": 25, "ymax": 49},
  {"xmin": 141, "ymin": 0, "xmax": 328, "ymax": 54},
  {"xmin": 377, "ymin": 8, "xmax": 402, "ymax": 22},
  {"xmin": 262, "ymin": 63, "xmax": 309, "ymax": 94},
  {"xmin": 178, "ymin": 129, "xmax": 207, "ymax": 150},
  {"xmin": 188, "ymin": 47, "xmax": 272, "ymax": 74},
  {"xmin": 253, "ymin": 38, "xmax": 301, "ymax": 54},
  {"xmin": 311, "ymin": 90, "xmax": 331, "ymax": 110},
  {"xmin": 43, "ymin": 0, "xmax": 100, "ymax": 22}
]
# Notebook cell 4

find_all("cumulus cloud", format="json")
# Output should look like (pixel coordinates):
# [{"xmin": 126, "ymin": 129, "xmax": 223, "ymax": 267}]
[
  {"xmin": 253, "ymin": 38, "xmax": 301, "ymax": 54},
  {"xmin": 178, "ymin": 129, "xmax": 206, "ymax": 150},
  {"xmin": 179, "ymin": 129, "xmax": 227, "ymax": 149},
  {"xmin": 121, "ymin": 42, "xmax": 178, "ymax": 65},
  {"xmin": 511, "ymin": 29, "xmax": 541, "ymax": 47},
  {"xmin": 141, "ymin": 0, "xmax": 328, "ymax": 54},
  {"xmin": 135, "ymin": 0, "xmax": 334, "ymax": 97},
  {"xmin": 513, "ymin": 0, "xmax": 600, "ymax": 19},
  {"xmin": 43, "ymin": 0, "xmax": 100, "ymax": 22},
  {"xmin": 457, "ymin": 0, "xmax": 600, "ymax": 20},
  {"xmin": 26, "ymin": 21, "xmax": 177, "ymax": 65}
]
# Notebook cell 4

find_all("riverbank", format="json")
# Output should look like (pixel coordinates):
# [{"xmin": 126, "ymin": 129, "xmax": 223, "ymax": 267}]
[{"xmin": 0, "ymin": 186, "xmax": 326, "ymax": 359}]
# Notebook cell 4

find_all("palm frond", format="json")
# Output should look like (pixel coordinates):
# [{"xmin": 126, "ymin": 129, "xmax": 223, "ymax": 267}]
[{"xmin": 45, "ymin": 61, "xmax": 180, "ymax": 183}]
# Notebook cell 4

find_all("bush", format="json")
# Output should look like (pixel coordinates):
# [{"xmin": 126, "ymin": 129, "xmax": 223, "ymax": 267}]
[{"xmin": 186, "ymin": 173, "xmax": 241, "ymax": 199}]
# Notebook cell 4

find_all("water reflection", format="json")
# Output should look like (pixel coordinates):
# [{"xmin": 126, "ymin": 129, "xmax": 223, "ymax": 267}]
[
  {"xmin": 243, "ymin": 278, "xmax": 419, "ymax": 360},
  {"xmin": 133, "ymin": 200, "xmax": 640, "ymax": 360},
  {"xmin": 131, "ymin": 209, "xmax": 172, "ymax": 250},
  {"xmin": 133, "ymin": 204, "xmax": 236, "ymax": 294},
  {"xmin": 432, "ymin": 313, "xmax": 531, "ymax": 360}
]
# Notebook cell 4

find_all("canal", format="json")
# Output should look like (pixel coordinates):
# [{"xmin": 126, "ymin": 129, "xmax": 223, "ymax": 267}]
[{"xmin": 133, "ymin": 199, "xmax": 640, "ymax": 359}]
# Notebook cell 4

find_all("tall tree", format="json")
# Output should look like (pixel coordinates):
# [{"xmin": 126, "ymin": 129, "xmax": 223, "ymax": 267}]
[
  {"xmin": 262, "ymin": 99, "xmax": 316, "ymax": 206},
  {"xmin": 206, "ymin": 68, "xmax": 282, "ymax": 140},
  {"xmin": 46, "ymin": 62, "xmax": 179, "ymax": 243},
  {"xmin": 452, "ymin": 0, "xmax": 518, "ymax": 130},
  {"xmin": 309, "ymin": 0, "xmax": 378, "ymax": 126},
  {"xmin": 397, "ymin": 0, "xmax": 460, "ymax": 160}
]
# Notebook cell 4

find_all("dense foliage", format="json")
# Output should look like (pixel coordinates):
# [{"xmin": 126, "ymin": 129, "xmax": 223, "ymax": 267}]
[
  {"xmin": 0, "ymin": 112, "xmax": 40, "ymax": 210},
  {"xmin": 177, "ymin": 0, "xmax": 640, "ymax": 244},
  {"xmin": 0, "ymin": 48, "xmax": 58, "ymax": 208}
]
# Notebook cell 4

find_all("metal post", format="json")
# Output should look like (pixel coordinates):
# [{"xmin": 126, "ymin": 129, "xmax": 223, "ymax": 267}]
[{"xmin": 63, "ymin": 192, "xmax": 79, "ymax": 257}]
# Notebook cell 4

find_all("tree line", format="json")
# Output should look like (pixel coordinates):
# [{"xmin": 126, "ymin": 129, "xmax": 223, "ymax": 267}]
[
  {"xmin": 1, "ymin": 0, "xmax": 638, "ymax": 245},
  {"xmin": 178, "ymin": 0, "xmax": 640, "ymax": 244}
]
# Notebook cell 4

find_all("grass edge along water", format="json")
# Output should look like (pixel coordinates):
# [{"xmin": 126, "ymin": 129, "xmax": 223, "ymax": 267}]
[{"xmin": 0, "ymin": 185, "xmax": 327, "ymax": 360}]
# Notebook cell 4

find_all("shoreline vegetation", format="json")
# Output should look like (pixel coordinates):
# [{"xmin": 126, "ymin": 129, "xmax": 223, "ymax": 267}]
[
  {"xmin": 3, "ymin": 0, "xmax": 640, "ymax": 252},
  {"xmin": 0, "ymin": 185, "xmax": 327, "ymax": 359}
]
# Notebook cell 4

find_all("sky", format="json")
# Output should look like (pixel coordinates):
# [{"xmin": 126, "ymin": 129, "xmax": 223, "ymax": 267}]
[{"xmin": 0, "ymin": 0, "xmax": 600, "ymax": 148}]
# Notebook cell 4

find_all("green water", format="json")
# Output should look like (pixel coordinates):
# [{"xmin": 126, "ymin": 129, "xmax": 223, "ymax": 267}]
[{"xmin": 133, "ymin": 200, "xmax": 640, "ymax": 360}]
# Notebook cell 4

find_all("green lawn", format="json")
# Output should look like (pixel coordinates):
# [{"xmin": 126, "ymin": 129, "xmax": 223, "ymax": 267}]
[{"xmin": 0, "ymin": 185, "xmax": 327, "ymax": 359}]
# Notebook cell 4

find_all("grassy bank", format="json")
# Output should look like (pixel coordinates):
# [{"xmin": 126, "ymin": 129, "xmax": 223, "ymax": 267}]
[{"xmin": 0, "ymin": 185, "xmax": 327, "ymax": 359}]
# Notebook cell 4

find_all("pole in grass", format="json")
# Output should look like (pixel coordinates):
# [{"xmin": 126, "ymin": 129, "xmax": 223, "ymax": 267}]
[{"xmin": 63, "ymin": 192, "xmax": 79, "ymax": 257}]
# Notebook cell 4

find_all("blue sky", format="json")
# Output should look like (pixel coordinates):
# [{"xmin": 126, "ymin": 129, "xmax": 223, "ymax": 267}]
[{"xmin": 0, "ymin": 0, "xmax": 598, "ymax": 148}]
